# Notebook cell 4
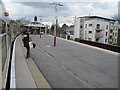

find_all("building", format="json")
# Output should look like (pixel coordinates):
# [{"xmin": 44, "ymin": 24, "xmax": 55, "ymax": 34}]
[
  {"xmin": 117, "ymin": 25, "xmax": 120, "ymax": 46},
  {"xmin": 64, "ymin": 25, "xmax": 74, "ymax": 35},
  {"xmin": 74, "ymin": 16, "xmax": 117, "ymax": 44},
  {"xmin": 118, "ymin": 1, "xmax": 120, "ymax": 45},
  {"xmin": 109, "ymin": 22, "xmax": 118, "ymax": 45},
  {"xmin": 74, "ymin": 17, "xmax": 85, "ymax": 39},
  {"xmin": 64, "ymin": 25, "xmax": 74, "ymax": 39},
  {"xmin": 24, "ymin": 21, "xmax": 47, "ymax": 34}
]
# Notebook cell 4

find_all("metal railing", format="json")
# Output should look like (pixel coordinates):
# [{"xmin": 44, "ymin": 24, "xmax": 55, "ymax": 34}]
[{"xmin": 76, "ymin": 39, "xmax": 120, "ymax": 53}]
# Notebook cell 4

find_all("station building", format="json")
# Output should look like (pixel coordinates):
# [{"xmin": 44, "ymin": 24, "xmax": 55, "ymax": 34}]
[{"xmin": 24, "ymin": 21, "xmax": 46, "ymax": 34}]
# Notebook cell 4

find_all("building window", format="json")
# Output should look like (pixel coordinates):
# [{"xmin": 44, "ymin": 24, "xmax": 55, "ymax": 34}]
[
  {"xmin": 80, "ymin": 19, "xmax": 83, "ymax": 22},
  {"xmin": 110, "ymin": 29, "xmax": 113, "ymax": 33},
  {"xmin": 89, "ymin": 24, "xmax": 92, "ymax": 27},
  {"xmin": 113, "ymin": 33, "xmax": 114, "ymax": 36},
  {"xmin": 106, "ymin": 25, "xmax": 108, "ymax": 29},
  {"xmin": 89, "ymin": 31, "xmax": 92, "ymax": 33},
  {"xmin": 85, "ymin": 24, "xmax": 87, "ymax": 28},
  {"xmin": 96, "ymin": 38, "xmax": 99, "ymax": 42},
  {"xmin": 109, "ymin": 42, "xmax": 112, "ymax": 44},
  {"xmin": 105, "ymin": 39, "xmax": 107, "ymax": 42},
  {"xmin": 110, "ymin": 36, "xmax": 112, "ymax": 39},
  {"xmin": 96, "ymin": 24, "xmax": 100, "ymax": 29},
  {"xmin": 88, "ymin": 38, "xmax": 91, "ymax": 41},
  {"xmin": 80, "ymin": 25, "xmax": 83, "ymax": 28},
  {"xmin": 106, "ymin": 32, "xmax": 108, "ymax": 36},
  {"xmin": 115, "ymin": 33, "xmax": 117, "ymax": 36}
]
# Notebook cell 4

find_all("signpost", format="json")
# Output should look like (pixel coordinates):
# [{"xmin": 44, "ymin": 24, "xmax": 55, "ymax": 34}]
[{"xmin": 4, "ymin": 12, "xmax": 9, "ymax": 16}]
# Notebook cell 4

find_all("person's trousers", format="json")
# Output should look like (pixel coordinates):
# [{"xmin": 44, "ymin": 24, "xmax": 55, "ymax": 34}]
[{"xmin": 26, "ymin": 47, "xmax": 30, "ymax": 58}]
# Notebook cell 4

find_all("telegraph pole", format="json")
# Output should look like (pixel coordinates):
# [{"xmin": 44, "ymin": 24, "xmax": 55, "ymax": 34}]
[
  {"xmin": 73, "ymin": 16, "xmax": 77, "ymax": 40},
  {"xmin": 50, "ymin": 2, "xmax": 63, "ymax": 46}
]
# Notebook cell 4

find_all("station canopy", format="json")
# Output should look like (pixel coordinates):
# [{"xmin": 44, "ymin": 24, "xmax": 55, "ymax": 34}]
[{"xmin": 24, "ymin": 21, "xmax": 45, "ymax": 27}]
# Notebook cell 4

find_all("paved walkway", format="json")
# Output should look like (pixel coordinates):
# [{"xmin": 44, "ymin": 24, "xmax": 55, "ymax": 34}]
[{"xmin": 15, "ymin": 36, "xmax": 51, "ymax": 88}]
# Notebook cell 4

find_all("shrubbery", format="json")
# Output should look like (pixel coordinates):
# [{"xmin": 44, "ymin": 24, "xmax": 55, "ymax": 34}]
[{"xmin": 74, "ymin": 38, "xmax": 83, "ymax": 42}]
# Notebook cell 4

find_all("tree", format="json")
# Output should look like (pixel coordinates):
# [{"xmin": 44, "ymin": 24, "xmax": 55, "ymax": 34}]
[
  {"xmin": 112, "ymin": 14, "xmax": 120, "ymax": 23},
  {"xmin": 16, "ymin": 17, "xmax": 30, "ymax": 25},
  {"xmin": 62, "ymin": 23, "xmax": 68, "ymax": 30},
  {"xmin": 50, "ymin": 24, "xmax": 61, "ymax": 36},
  {"xmin": 9, "ymin": 20, "xmax": 22, "ymax": 37},
  {"xmin": 59, "ymin": 23, "xmax": 69, "ymax": 34},
  {"xmin": 50, "ymin": 24, "xmax": 54, "ymax": 35},
  {"xmin": 34, "ymin": 16, "xmax": 37, "ymax": 21}
]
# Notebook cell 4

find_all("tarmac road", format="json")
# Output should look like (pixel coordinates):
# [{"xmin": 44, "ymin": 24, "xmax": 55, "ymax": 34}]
[{"xmin": 30, "ymin": 35, "xmax": 118, "ymax": 88}]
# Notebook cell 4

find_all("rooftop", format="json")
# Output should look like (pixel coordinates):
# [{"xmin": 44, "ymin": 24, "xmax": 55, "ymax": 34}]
[{"xmin": 78, "ymin": 16, "xmax": 115, "ymax": 21}]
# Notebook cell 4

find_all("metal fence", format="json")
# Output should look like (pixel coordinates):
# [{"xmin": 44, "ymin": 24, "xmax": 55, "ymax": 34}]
[{"xmin": 77, "ymin": 40, "xmax": 120, "ymax": 53}]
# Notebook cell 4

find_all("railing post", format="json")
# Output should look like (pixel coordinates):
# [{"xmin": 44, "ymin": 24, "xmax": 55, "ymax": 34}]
[{"xmin": 0, "ymin": 35, "xmax": 2, "ymax": 89}]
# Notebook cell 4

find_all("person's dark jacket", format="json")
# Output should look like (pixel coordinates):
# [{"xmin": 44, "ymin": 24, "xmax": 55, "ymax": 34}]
[{"xmin": 22, "ymin": 35, "xmax": 30, "ymax": 48}]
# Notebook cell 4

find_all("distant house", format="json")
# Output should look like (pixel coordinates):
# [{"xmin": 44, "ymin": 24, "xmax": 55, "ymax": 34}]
[
  {"xmin": 64, "ymin": 25, "xmax": 74, "ymax": 39},
  {"xmin": 64, "ymin": 25, "xmax": 74, "ymax": 35}
]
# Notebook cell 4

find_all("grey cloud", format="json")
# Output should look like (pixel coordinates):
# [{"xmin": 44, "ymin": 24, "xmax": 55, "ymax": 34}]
[
  {"xmin": 20, "ymin": 2, "xmax": 51, "ymax": 9},
  {"xmin": 6, "ymin": 1, "xmax": 117, "ymax": 23},
  {"xmin": 19, "ymin": 2, "xmax": 70, "ymax": 16},
  {"xmin": 20, "ymin": 2, "xmax": 68, "ymax": 11},
  {"xmin": 92, "ymin": 2, "xmax": 110, "ymax": 9}
]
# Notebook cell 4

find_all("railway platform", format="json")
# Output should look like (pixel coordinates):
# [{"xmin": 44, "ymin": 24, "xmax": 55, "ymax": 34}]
[{"xmin": 12, "ymin": 35, "xmax": 51, "ymax": 88}]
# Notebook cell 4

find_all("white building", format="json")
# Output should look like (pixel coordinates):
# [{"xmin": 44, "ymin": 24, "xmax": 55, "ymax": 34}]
[
  {"xmin": 74, "ymin": 17, "xmax": 85, "ymax": 39},
  {"xmin": 109, "ymin": 22, "xmax": 119, "ymax": 45},
  {"xmin": 74, "ymin": 16, "xmax": 115, "ymax": 44}
]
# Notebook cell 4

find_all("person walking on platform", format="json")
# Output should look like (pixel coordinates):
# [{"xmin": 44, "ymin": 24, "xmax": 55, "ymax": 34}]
[{"xmin": 22, "ymin": 33, "xmax": 30, "ymax": 58}]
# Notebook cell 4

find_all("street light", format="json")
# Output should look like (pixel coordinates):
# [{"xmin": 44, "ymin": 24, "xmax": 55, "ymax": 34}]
[
  {"xmin": 39, "ymin": 16, "xmax": 43, "ymax": 38},
  {"xmin": 49, "ymin": 2, "xmax": 63, "ymax": 46}
]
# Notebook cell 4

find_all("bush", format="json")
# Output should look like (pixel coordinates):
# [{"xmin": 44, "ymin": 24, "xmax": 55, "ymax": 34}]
[
  {"xmin": 75, "ymin": 38, "xmax": 80, "ymax": 42},
  {"xmin": 75, "ymin": 38, "xmax": 84, "ymax": 42}
]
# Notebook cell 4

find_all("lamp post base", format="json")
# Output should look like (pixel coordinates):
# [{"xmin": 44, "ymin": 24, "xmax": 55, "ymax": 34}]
[
  {"xmin": 54, "ymin": 36, "xmax": 56, "ymax": 46},
  {"xmin": 40, "ymin": 33, "xmax": 41, "ymax": 38}
]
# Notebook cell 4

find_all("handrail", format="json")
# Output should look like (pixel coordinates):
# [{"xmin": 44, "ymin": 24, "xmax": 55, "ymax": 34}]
[
  {"xmin": 10, "ymin": 36, "xmax": 17, "ymax": 88},
  {"xmin": 5, "ymin": 35, "xmax": 18, "ymax": 89},
  {"xmin": 75, "ymin": 39, "xmax": 120, "ymax": 53}
]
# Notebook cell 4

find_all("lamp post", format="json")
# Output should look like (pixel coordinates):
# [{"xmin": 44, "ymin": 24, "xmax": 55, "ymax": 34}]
[
  {"xmin": 39, "ymin": 16, "xmax": 43, "ymax": 38},
  {"xmin": 50, "ymin": 2, "xmax": 63, "ymax": 46}
]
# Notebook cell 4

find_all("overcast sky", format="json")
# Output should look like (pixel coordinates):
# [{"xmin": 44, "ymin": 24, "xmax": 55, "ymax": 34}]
[{"xmin": 3, "ymin": 0, "xmax": 119, "ymax": 26}]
